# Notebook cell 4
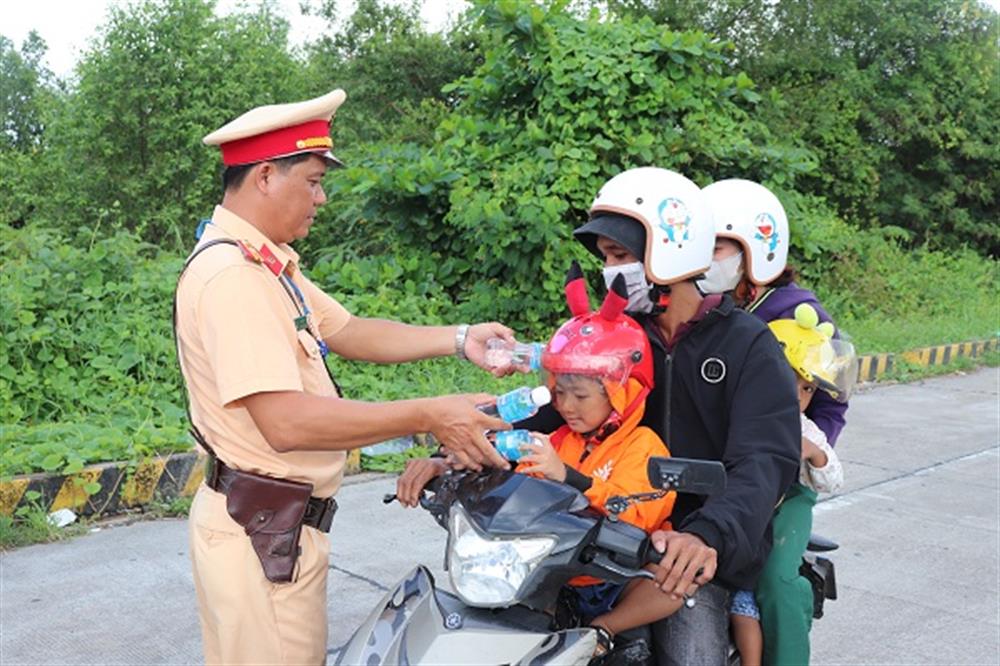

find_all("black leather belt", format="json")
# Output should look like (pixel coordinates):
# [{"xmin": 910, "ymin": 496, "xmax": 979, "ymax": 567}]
[{"xmin": 206, "ymin": 455, "xmax": 337, "ymax": 533}]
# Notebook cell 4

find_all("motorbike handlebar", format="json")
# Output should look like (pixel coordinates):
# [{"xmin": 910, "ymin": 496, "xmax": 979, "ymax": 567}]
[{"xmin": 381, "ymin": 463, "xmax": 447, "ymax": 506}]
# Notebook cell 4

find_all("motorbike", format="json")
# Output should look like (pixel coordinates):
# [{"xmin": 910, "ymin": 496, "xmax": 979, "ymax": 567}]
[
  {"xmin": 801, "ymin": 533, "xmax": 838, "ymax": 620},
  {"xmin": 335, "ymin": 457, "xmax": 725, "ymax": 666}
]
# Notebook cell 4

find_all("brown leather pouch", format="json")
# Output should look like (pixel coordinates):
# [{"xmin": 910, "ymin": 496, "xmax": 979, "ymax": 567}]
[{"xmin": 220, "ymin": 469, "xmax": 314, "ymax": 583}]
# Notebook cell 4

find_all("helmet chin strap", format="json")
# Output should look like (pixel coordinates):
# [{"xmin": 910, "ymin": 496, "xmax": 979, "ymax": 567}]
[{"xmin": 649, "ymin": 284, "xmax": 672, "ymax": 315}]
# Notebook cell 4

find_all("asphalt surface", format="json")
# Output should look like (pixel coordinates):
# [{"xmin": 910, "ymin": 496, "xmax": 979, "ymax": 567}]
[{"xmin": 1, "ymin": 367, "xmax": 997, "ymax": 665}]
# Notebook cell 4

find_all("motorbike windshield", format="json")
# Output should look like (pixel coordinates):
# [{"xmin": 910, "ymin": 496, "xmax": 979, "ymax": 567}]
[{"xmin": 446, "ymin": 469, "xmax": 593, "ymax": 536}]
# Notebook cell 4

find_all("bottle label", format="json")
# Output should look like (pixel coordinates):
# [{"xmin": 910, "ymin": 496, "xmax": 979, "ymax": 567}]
[
  {"xmin": 496, "ymin": 387, "xmax": 536, "ymax": 422},
  {"xmin": 495, "ymin": 430, "xmax": 533, "ymax": 461}
]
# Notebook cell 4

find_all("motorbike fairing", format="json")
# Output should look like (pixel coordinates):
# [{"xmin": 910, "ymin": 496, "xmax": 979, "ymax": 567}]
[
  {"xmin": 335, "ymin": 565, "xmax": 596, "ymax": 666},
  {"xmin": 443, "ymin": 469, "xmax": 592, "ymax": 533},
  {"xmin": 446, "ymin": 470, "xmax": 632, "ymax": 611}
]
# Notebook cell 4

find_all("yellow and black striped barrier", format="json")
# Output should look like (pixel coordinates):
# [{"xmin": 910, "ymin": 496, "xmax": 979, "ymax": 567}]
[
  {"xmin": 0, "ymin": 449, "xmax": 362, "ymax": 519},
  {"xmin": 856, "ymin": 337, "xmax": 998, "ymax": 383},
  {"xmin": 0, "ymin": 452, "xmax": 205, "ymax": 519}
]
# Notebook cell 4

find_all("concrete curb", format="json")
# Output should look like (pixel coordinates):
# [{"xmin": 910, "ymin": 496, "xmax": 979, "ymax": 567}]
[
  {"xmin": 2, "ymin": 338, "xmax": 995, "ymax": 519},
  {"xmin": 855, "ymin": 337, "xmax": 998, "ymax": 382},
  {"xmin": 0, "ymin": 452, "xmax": 204, "ymax": 519}
]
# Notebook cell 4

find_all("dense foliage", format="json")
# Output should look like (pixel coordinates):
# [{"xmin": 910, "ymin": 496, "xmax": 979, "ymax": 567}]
[
  {"xmin": 1, "ymin": 0, "xmax": 996, "ymax": 478},
  {"xmin": 606, "ymin": 0, "xmax": 1000, "ymax": 255},
  {"xmin": 313, "ymin": 3, "xmax": 815, "ymax": 332}
]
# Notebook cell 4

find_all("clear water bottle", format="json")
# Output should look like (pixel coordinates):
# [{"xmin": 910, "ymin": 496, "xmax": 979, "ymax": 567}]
[
  {"xmin": 479, "ymin": 385, "xmax": 551, "ymax": 423},
  {"xmin": 484, "ymin": 338, "xmax": 544, "ymax": 372},
  {"xmin": 494, "ymin": 430, "xmax": 536, "ymax": 462}
]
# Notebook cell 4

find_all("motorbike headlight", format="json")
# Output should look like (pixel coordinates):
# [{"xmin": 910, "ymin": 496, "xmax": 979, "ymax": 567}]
[{"xmin": 447, "ymin": 507, "xmax": 556, "ymax": 607}]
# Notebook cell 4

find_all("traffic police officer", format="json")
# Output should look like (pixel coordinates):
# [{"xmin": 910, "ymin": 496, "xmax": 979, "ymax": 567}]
[{"xmin": 175, "ymin": 88, "xmax": 512, "ymax": 665}]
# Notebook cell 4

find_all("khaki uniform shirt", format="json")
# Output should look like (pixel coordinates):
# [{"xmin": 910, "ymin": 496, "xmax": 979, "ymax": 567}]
[{"xmin": 176, "ymin": 206, "xmax": 350, "ymax": 497}]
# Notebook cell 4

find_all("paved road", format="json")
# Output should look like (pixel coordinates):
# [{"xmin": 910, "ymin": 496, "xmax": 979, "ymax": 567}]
[{"xmin": 1, "ymin": 368, "xmax": 997, "ymax": 665}]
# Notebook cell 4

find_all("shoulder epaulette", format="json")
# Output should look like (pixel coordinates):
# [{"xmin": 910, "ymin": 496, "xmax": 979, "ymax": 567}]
[{"xmin": 235, "ymin": 239, "xmax": 263, "ymax": 265}]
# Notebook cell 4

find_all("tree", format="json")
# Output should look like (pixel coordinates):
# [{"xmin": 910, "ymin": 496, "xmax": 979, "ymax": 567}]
[
  {"xmin": 603, "ymin": 0, "xmax": 1000, "ymax": 255},
  {"xmin": 0, "ymin": 32, "xmax": 61, "ymax": 228},
  {"xmin": 39, "ymin": 0, "xmax": 309, "ymax": 248},
  {"xmin": 0, "ymin": 31, "xmax": 54, "ymax": 152},
  {"xmin": 312, "ymin": 2, "xmax": 814, "ymax": 334},
  {"xmin": 303, "ymin": 0, "xmax": 481, "ymax": 147}
]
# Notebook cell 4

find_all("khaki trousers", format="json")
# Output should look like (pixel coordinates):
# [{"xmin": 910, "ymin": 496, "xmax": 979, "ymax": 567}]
[{"xmin": 188, "ymin": 484, "xmax": 330, "ymax": 665}]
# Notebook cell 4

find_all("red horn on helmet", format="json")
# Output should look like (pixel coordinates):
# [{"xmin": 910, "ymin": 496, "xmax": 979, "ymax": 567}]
[
  {"xmin": 564, "ymin": 260, "xmax": 590, "ymax": 317},
  {"xmin": 599, "ymin": 273, "xmax": 628, "ymax": 321}
]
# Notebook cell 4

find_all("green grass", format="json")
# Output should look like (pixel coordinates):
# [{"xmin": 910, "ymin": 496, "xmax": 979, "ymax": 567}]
[
  {"xmin": 0, "ymin": 501, "xmax": 88, "ymax": 550},
  {"xmin": 329, "ymin": 355, "xmax": 530, "ymax": 403},
  {"xmin": 361, "ymin": 444, "xmax": 438, "ymax": 473},
  {"xmin": 144, "ymin": 494, "xmax": 194, "ymax": 519},
  {"xmin": 841, "ymin": 309, "xmax": 999, "ymax": 356}
]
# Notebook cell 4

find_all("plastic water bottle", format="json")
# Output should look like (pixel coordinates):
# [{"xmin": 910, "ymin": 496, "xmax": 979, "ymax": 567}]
[
  {"xmin": 479, "ymin": 385, "xmax": 551, "ymax": 423},
  {"xmin": 484, "ymin": 338, "xmax": 544, "ymax": 372},
  {"xmin": 494, "ymin": 430, "xmax": 537, "ymax": 462}
]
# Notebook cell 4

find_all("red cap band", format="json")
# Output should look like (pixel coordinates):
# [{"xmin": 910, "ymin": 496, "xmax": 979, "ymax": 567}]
[{"xmin": 219, "ymin": 119, "xmax": 332, "ymax": 166}]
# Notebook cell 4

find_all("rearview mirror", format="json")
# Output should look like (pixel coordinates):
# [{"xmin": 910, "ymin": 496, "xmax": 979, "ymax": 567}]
[{"xmin": 647, "ymin": 457, "xmax": 726, "ymax": 496}]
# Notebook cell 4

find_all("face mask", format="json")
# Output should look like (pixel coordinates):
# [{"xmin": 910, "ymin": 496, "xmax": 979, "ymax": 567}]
[
  {"xmin": 603, "ymin": 262, "xmax": 654, "ymax": 313},
  {"xmin": 697, "ymin": 252, "xmax": 744, "ymax": 295}
]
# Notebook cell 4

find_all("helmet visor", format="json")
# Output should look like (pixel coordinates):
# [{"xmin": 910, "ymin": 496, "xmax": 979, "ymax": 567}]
[
  {"xmin": 804, "ymin": 338, "xmax": 858, "ymax": 402},
  {"xmin": 540, "ymin": 350, "xmax": 630, "ymax": 386}
]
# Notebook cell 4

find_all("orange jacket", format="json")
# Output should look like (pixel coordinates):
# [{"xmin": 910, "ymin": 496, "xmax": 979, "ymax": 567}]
[{"xmin": 518, "ymin": 378, "xmax": 675, "ymax": 586}]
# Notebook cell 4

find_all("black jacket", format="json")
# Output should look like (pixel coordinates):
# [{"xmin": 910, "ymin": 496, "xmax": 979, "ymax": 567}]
[
  {"xmin": 520, "ymin": 296, "xmax": 800, "ymax": 589},
  {"xmin": 636, "ymin": 296, "xmax": 800, "ymax": 589}
]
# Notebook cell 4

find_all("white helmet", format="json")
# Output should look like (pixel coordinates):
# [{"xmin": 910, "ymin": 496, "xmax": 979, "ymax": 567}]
[
  {"xmin": 579, "ymin": 167, "xmax": 714, "ymax": 285},
  {"xmin": 702, "ymin": 179, "xmax": 789, "ymax": 285}
]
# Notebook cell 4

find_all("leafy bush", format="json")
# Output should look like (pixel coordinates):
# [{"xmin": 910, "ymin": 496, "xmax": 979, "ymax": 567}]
[
  {"xmin": 0, "ymin": 226, "xmax": 183, "ymax": 424},
  {"xmin": 0, "ymin": 225, "xmax": 191, "ymax": 476},
  {"xmin": 309, "ymin": 3, "xmax": 814, "ymax": 336},
  {"xmin": 7, "ymin": 0, "xmax": 309, "ymax": 250},
  {"xmin": 0, "ymin": 224, "xmax": 530, "ymax": 477},
  {"xmin": 814, "ymin": 233, "xmax": 999, "ymax": 353},
  {"xmin": 0, "ymin": 422, "xmax": 189, "ymax": 478}
]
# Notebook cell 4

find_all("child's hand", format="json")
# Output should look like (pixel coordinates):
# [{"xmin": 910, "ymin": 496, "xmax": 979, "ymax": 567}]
[
  {"xmin": 801, "ymin": 437, "xmax": 828, "ymax": 468},
  {"xmin": 517, "ymin": 433, "xmax": 567, "ymax": 483}
]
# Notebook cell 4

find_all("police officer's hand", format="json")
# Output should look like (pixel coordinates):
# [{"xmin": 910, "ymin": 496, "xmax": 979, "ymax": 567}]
[
  {"xmin": 649, "ymin": 530, "xmax": 717, "ymax": 599},
  {"xmin": 428, "ymin": 393, "xmax": 510, "ymax": 470},
  {"xmin": 396, "ymin": 457, "xmax": 450, "ymax": 508},
  {"xmin": 464, "ymin": 322, "xmax": 518, "ymax": 377}
]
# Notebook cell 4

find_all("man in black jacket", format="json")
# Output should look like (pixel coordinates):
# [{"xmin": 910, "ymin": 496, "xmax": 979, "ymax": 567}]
[
  {"xmin": 396, "ymin": 167, "xmax": 800, "ymax": 664},
  {"xmin": 573, "ymin": 167, "xmax": 801, "ymax": 664}
]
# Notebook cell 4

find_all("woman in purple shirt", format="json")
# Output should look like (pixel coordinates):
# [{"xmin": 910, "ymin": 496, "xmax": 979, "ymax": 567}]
[{"xmin": 699, "ymin": 179, "xmax": 850, "ymax": 666}]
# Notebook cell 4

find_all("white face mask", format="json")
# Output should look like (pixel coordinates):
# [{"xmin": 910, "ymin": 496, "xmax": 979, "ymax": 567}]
[
  {"xmin": 603, "ymin": 261, "xmax": 655, "ymax": 313},
  {"xmin": 697, "ymin": 252, "xmax": 744, "ymax": 294}
]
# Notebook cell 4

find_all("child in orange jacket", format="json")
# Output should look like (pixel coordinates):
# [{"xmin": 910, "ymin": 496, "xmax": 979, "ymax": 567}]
[{"xmin": 515, "ymin": 266, "xmax": 686, "ymax": 654}]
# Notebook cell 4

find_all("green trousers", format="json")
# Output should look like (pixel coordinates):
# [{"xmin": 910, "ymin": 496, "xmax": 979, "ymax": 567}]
[{"xmin": 755, "ymin": 482, "xmax": 818, "ymax": 666}]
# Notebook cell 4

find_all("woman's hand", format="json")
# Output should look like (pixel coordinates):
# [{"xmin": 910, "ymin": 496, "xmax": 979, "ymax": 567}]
[{"xmin": 516, "ymin": 433, "xmax": 567, "ymax": 482}]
